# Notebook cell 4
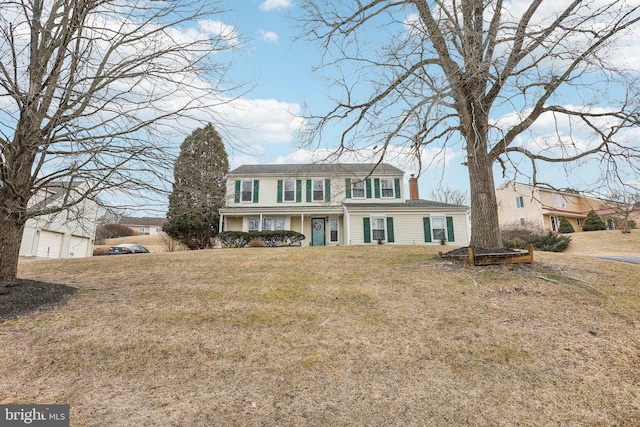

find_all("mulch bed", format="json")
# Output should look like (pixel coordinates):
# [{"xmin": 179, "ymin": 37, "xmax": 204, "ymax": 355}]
[{"xmin": 0, "ymin": 280, "xmax": 78, "ymax": 322}]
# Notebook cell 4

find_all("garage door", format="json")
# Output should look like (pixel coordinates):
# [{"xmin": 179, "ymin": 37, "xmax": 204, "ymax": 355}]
[
  {"xmin": 69, "ymin": 236, "xmax": 90, "ymax": 258},
  {"xmin": 36, "ymin": 230, "xmax": 64, "ymax": 258}
]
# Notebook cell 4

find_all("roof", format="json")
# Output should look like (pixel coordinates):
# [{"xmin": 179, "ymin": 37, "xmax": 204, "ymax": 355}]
[
  {"xmin": 118, "ymin": 217, "xmax": 167, "ymax": 227},
  {"xmin": 344, "ymin": 199, "xmax": 468, "ymax": 209},
  {"xmin": 229, "ymin": 163, "xmax": 405, "ymax": 176}
]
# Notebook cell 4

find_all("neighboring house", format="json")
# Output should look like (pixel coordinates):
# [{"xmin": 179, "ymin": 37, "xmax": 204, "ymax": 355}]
[
  {"xmin": 496, "ymin": 181, "xmax": 626, "ymax": 232},
  {"xmin": 118, "ymin": 217, "xmax": 167, "ymax": 235},
  {"xmin": 219, "ymin": 163, "xmax": 470, "ymax": 246},
  {"xmin": 19, "ymin": 182, "xmax": 99, "ymax": 259}
]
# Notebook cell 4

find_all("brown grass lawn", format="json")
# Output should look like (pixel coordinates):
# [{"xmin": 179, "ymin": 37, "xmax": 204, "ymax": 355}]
[{"xmin": 3, "ymin": 233, "xmax": 640, "ymax": 426}]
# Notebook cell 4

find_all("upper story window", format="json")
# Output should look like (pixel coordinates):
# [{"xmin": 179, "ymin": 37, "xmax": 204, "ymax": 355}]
[
  {"xmin": 241, "ymin": 179, "xmax": 254, "ymax": 202},
  {"xmin": 552, "ymin": 193, "xmax": 566, "ymax": 208},
  {"xmin": 313, "ymin": 179, "xmax": 324, "ymax": 201},
  {"xmin": 352, "ymin": 180, "xmax": 365, "ymax": 198},
  {"xmin": 283, "ymin": 179, "xmax": 296, "ymax": 202},
  {"xmin": 381, "ymin": 178, "xmax": 395, "ymax": 198},
  {"xmin": 515, "ymin": 196, "xmax": 525, "ymax": 209}
]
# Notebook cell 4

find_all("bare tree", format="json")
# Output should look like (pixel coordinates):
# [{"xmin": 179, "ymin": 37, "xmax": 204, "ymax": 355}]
[
  {"xmin": 603, "ymin": 187, "xmax": 639, "ymax": 233},
  {"xmin": 0, "ymin": 0, "xmax": 237, "ymax": 284},
  {"xmin": 299, "ymin": 0, "xmax": 640, "ymax": 250},
  {"xmin": 429, "ymin": 185, "xmax": 468, "ymax": 206}
]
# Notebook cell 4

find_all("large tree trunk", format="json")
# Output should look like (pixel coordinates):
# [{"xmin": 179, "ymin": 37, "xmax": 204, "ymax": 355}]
[
  {"xmin": 0, "ymin": 217, "xmax": 26, "ymax": 286},
  {"xmin": 466, "ymin": 128, "xmax": 503, "ymax": 250}
]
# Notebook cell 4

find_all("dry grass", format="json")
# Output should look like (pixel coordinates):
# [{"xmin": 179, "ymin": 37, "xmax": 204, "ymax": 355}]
[
  {"xmin": 564, "ymin": 229, "xmax": 640, "ymax": 255},
  {"xmin": 4, "ymin": 241, "xmax": 640, "ymax": 426}
]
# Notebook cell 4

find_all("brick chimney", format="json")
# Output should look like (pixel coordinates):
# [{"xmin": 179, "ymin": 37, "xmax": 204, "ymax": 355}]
[{"xmin": 409, "ymin": 174, "xmax": 419, "ymax": 200}]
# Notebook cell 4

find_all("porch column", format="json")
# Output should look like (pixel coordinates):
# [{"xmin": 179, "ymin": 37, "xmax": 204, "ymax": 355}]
[
  {"xmin": 218, "ymin": 214, "xmax": 224, "ymax": 233},
  {"xmin": 343, "ymin": 205, "xmax": 351, "ymax": 246}
]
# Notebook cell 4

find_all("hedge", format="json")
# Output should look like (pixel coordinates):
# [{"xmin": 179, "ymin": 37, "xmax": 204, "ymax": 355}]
[{"xmin": 218, "ymin": 230, "xmax": 305, "ymax": 248}]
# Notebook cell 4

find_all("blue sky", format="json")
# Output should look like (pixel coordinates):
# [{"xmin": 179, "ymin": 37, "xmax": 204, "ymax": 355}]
[
  {"xmin": 211, "ymin": 0, "xmax": 474, "ymax": 202},
  {"xmin": 202, "ymin": 0, "xmax": 640, "ymax": 209}
]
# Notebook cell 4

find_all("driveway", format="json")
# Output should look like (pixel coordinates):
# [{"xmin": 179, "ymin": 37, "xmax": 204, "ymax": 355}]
[{"xmin": 590, "ymin": 255, "xmax": 640, "ymax": 264}]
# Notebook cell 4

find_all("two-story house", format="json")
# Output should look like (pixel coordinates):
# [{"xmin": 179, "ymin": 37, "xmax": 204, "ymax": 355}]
[
  {"xmin": 496, "ymin": 181, "xmax": 617, "ymax": 232},
  {"xmin": 219, "ymin": 163, "xmax": 470, "ymax": 246}
]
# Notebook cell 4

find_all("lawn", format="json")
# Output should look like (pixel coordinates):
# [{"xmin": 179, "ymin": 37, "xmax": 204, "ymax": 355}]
[{"xmin": 3, "ymin": 239, "xmax": 640, "ymax": 426}]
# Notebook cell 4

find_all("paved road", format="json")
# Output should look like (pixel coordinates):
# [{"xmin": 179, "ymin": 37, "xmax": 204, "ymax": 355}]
[{"xmin": 591, "ymin": 255, "xmax": 640, "ymax": 264}]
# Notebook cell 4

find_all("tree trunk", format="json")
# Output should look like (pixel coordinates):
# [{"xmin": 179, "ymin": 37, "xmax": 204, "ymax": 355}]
[
  {"xmin": 0, "ymin": 218, "xmax": 26, "ymax": 286},
  {"xmin": 467, "ymin": 137, "xmax": 503, "ymax": 250}
]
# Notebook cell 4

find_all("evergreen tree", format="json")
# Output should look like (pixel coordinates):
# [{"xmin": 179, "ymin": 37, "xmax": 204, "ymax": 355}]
[
  {"xmin": 164, "ymin": 124, "xmax": 228, "ymax": 249},
  {"xmin": 582, "ymin": 210, "xmax": 607, "ymax": 232},
  {"xmin": 558, "ymin": 217, "xmax": 575, "ymax": 234}
]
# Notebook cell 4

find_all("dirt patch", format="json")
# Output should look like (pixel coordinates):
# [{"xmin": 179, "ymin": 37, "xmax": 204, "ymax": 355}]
[{"xmin": 0, "ymin": 280, "xmax": 77, "ymax": 322}]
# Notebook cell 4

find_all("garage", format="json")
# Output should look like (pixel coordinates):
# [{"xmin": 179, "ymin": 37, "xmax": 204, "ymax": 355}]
[
  {"xmin": 69, "ymin": 235, "xmax": 91, "ymax": 258},
  {"xmin": 36, "ymin": 230, "xmax": 64, "ymax": 258}
]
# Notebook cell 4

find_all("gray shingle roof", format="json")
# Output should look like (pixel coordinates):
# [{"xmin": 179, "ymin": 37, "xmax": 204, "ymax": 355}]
[
  {"xmin": 229, "ymin": 163, "xmax": 405, "ymax": 176},
  {"xmin": 344, "ymin": 200, "xmax": 468, "ymax": 209}
]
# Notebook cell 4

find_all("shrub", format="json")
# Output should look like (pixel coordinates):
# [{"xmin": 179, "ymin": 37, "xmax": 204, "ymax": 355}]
[
  {"xmin": 163, "ymin": 210, "xmax": 219, "ymax": 250},
  {"xmin": 218, "ymin": 231, "xmax": 252, "ymax": 248},
  {"xmin": 582, "ymin": 209, "xmax": 606, "ymax": 231},
  {"xmin": 532, "ymin": 232, "xmax": 572, "ymax": 252},
  {"xmin": 96, "ymin": 223, "xmax": 137, "ymax": 240},
  {"xmin": 218, "ymin": 230, "xmax": 305, "ymax": 248},
  {"xmin": 248, "ymin": 238, "xmax": 266, "ymax": 247},
  {"xmin": 502, "ymin": 225, "xmax": 571, "ymax": 252},
  {"xmin": 558, "ymin": 216, "xmax": 575, "ymax": 233}
]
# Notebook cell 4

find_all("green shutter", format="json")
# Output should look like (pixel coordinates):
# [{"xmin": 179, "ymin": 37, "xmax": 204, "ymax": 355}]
[
  {"xmin": 253, "ymin": 180, "xmax": 259, "ymax": 203},
  {"xmin": 296, "ymin": 179, "xmax": 302, "ymax": 203},
  {"xmin": 345, "ymin": 178, "xmax": 351, "ymax": 199},
  {"xmin": 325, "ymin": 179, "xmax": 331, "ymax": 202},
  {"xmin": 446, "ymin": 216, "xmax": 455, "ymax": 242},
  {"xmin": 306, "ymin": 179, "xmax": 312, "ymax": 202},
  {"xmin": 423, "ymin": 217, "xmax": 432, "ymax": 242},
  {"xmin": 363, "ymin": 217, "xmax": 371, "ymax": 243},
  {"xmin": 366, "ymin": 179, "xmax": 372, "ymax": 198},
  {"xmin": 277, "ymin": 180, "xmax": 283, "ymax": 203},
  {"xmin": 234, "ymin": 180, "xmax": 241, "ymax": 203},
  {"xmin": 386, "ymin": 217, "xmax": 394, "ymax": 243},
  {"xmin": 374, "ymin": 178, "xmax": 381, "ymax": 198},
  {"xmin": 394, "ymin": 178, "xmax": 401, "ymax": 199}
]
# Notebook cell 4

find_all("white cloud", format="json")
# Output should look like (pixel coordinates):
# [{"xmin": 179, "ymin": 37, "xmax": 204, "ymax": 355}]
[
  {"xmin": 197, "ymin": 19, "xmax": 239, "ymax": 48},
  {"xmin": 257, "ymin": 29, "xmax": 279, "ymax": 43},
  {"xmin": 259, "ymin": 0, "xmax": 294, "ymax": 12}
]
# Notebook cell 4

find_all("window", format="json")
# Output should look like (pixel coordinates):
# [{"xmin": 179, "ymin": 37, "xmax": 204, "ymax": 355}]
[
  {"xmin": 262, "ymin": 217, "xmax": 272, "ymax": 231},
  {"xmin": 330, "ymin": 218, "xmax": 338, "ymax": 242},
  {"xmin": 241, "ymin": 179, "xmax": 253, "ymax": 202},
  {"xmin": 431, "ymin": 217, "xmax": 446, "ymax": 241},
  {"xmin": 283, "ymin": 180, "xmax": 296, "ymax": 202},
  {"xmin": 381, "ymin": 178, "xmax": 394, "ymax": 198},
  {"xmin": 352, "ymin": 180, "xmax": 365, "ymax": 198},
  {"xmin": 313, "ymin": 179, "xmax": 324, "ymax": 201},
  {"xmin": 274, "ymin": 217, "xmax": 285, "ymax": 230},
  {"xmin": 371, "ymin": 217, "xmax": 386, "ymax": 241},
  {"xmin": 552, "ymin": 193, "xmax": 566, "ymax": 208},
  {"xmin": 520, "ymin": 218, "xmax": 526, "ymax": 226},
  {"xmin": 576, "ymin": 218, "xmax": 581, "ymax": 226},
  {"xmin": 248, "ymin": 218, "xmax": 259, "ymax": 232},
  {"xmin": 515, "ymin": 196, "xmax": 525, "ymax": 209}
]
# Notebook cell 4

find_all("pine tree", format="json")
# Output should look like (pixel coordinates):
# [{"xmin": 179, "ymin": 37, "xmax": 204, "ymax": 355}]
[
  {"xmin": 164, "ymin": 124, "xmax": 229, "ymax": 249},
  {"xmin": 582, "ymin": 210, "xmax": 607, "ymax": 232},
  {"xmin": 558, "ymin": 216, "xmax": 575, "ymax": 234}
]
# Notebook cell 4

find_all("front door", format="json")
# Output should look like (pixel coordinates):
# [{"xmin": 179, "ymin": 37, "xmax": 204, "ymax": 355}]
[{"xmin": 311, "ymin": 218, "xmax": 326, "ymax": 246}]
